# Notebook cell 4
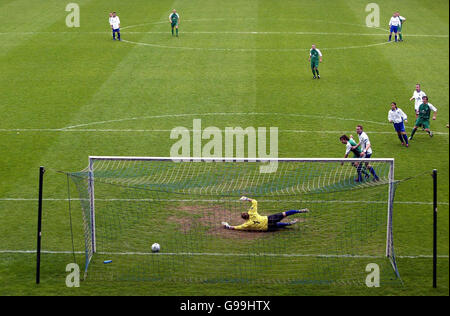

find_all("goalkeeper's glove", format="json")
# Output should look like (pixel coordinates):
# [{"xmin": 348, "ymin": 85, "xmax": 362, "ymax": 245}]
[{"xmin": 221, "ymin": 222, "xmax": 231, "ymax": 229}]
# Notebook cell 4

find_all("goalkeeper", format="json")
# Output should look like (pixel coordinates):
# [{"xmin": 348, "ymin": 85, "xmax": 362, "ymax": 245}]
[{"xmin": 222, "ymin": 196, "xmax": 308, "ymax": 231}]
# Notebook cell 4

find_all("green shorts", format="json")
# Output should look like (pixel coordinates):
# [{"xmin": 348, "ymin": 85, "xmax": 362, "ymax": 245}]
[
  {"xmin": 311, "ymin": 59, "xmax": 319, "ymax": 68},
  {"xmin": 171, "ymin": 21, "xmax": 178, "ymax": 27},
  {"xmin": 415, "ymin": 117, "xmax": 430, "ymax": 129}
]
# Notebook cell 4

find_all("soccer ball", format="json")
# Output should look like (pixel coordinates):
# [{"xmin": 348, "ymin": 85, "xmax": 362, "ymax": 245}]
[{"xmin": 151, "ymin": 243, "xmax": 160, "ymax": 253}]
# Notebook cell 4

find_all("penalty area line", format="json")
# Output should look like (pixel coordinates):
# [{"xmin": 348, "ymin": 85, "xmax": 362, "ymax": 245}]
[
  {"xmin": 2, "ymin": 112, "xmax": 448, "ymax": 135},
  {"xmin": 1, "ymin": 112, "xmax": 442, "ymax": 131},
  {"xmin": 1, "ymin": 128, "xmax": 448, "ymax": 136},
  {"xmin": 61, "ymin": 112, "xmax": 395, "ymax": 129},
  {"xmin": 1, "ymin": 31, "xmax": 447, "ymax": 37},
  {"xmin": 120, "ymin": 38, "xmax": 394, "ymax": 52}
]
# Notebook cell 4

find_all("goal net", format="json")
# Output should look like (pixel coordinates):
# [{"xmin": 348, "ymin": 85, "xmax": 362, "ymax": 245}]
[{"xmin": 68, "ymin": 156, "xmax": 400, "ymax": 285}]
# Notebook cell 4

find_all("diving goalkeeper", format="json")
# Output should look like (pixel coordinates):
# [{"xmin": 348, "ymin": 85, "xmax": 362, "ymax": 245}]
[{"xmin": 222, "ymin": 196, "xmax": 308, "ymax": 231}]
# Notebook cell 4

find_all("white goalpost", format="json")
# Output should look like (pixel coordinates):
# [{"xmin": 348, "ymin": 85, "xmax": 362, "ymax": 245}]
[{"xmin": 69, "ymin": 156, "xmax": 400, "ymax": 284}]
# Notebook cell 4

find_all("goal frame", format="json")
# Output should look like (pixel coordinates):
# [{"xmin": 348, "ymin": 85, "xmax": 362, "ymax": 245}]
[{"xmin": 87, "ymin": 156, "xmax": 396, "ymax": 263}]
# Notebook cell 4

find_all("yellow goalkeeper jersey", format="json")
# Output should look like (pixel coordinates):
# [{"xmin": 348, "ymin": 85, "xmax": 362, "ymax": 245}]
[{"xmin": 234, "ymin": 200, "xmax": 268, "ymax": 231}]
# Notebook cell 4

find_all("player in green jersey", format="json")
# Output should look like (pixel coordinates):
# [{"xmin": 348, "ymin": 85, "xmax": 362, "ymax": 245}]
[
  {"xmin": 340, "ymin": 135, "xmax": 370, "ymax": 182},
  {"xmin": 409, "ymin": 96, "xmax": 437, "ymax": 140},
  {"xmin": 309, "ymin": 44, "xmax": 323, "ymax": 79},
  {"xmin": 340, "ymin": 135, "xmax": 361, "ymax": 158},
  {"xmin": 396, "ymin": 12, "xmax": 406, "ymax": 42},
  {"xmin": 169, "ymin": 9, "xmax": 180, "ymax": 37}
]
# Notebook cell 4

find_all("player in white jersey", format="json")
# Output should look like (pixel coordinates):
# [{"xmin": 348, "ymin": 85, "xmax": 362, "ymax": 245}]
[
  {"xmin": 340, "ymin": 134, "xmax": 371, "ymax": 182},
  {"xmin": 410, "ymin": 84, "xmax": 427, "ymax": 118},
  {"xmin": 110, "ymin": 12, "xmax": 121, "ymax": 41},
  {"xmin": 388, "ymin": 13, "xmax": 401, "ymax": 42},
  {"xmin": 352, "ymin": 125, "xmax": 379, "ymax": 181},
  {"xmin": 388, "ymin": 102, "xmax": 409, "ymax": 147},
  {"xmin": 355, "ymin": 127, "xmax": 372, "ymax": 156}
]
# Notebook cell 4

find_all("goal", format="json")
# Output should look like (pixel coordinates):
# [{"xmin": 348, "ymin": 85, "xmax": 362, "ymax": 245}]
[{"xmin": 68, "ymin": 156, "xmax": 400, "ymax": 285}]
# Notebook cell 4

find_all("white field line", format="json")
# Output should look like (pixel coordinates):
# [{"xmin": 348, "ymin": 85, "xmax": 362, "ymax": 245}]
[
  {"xmin": 0, "ymin": 112, "xmax": 447, "ymax": 135},
  {"xmin": 2, "ymin": 17, "xmax": 423, "ymax": 53},
  {"xmin": 61, "ymin": 112, "xmax": 392, "ymax": 129},
  {"xmin": 0, "ymin": 249, "xmax": 447, "ymax": 259},
  {"xmin": 0, "ymin": 31, "xmax": 447, "ymax": 37},
  {"xmin": 121, "ymin": 38, "xmax": 393, "ymax": 52},
  {"xmin": 0, "ymin": 30, "xmax": 398, "ymax": 51},
  {"xmin": 0, "ymin": 198, "xmax": 448, "ymax": 205},
  {"xmin": 119, "ymin": 31, "xmax": 449, "ymax": 38},
  {"xmin": 1, "ymin": 128, "xmax": 448, "ymax": 136},
  {"xmin": 54, "ymin": 111, "xmax": 397, "ymax": 129},
  {"xmin": 120, "ymin": 18, "xmax": 391, "ymax": 33}
]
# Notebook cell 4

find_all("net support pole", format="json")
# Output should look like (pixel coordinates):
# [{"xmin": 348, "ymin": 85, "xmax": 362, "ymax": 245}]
[
  {"xmin": 386, "ymin": 160, "xmax": 395, "ymax": 258},
  {"xmin": 432, "ymin": 169, "xmax": 437, "ymax": 288},
  {"xmin": 36, "ymin": 166, "xmax": 45, "ymax": 284},
  {"xmin": 88, "ymin": 158, "xmax": 96, "ymax": 253}
]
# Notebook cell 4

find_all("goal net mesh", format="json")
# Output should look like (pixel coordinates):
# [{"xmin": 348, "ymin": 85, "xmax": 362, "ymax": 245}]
[{"xmin": 68, "ymin": 157, "xmax": 400, "ymax": 285}]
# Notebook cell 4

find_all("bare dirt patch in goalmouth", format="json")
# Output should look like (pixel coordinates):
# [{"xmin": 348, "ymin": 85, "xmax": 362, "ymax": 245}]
[{"xmin": 167, "ymin": 203, "xmax": 304, "ymax": 241}]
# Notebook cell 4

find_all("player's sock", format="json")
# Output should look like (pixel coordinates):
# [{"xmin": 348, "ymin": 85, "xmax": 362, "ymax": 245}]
[
  {"xmin": 312, "ymin": 67, "xmax": 315, "ymax": 77},
  {"xmin": 410, "ymin": 128, "xmax": 417, "ymax": 139},
  {"xmin": 285, "ymin": 209, "xmax": 308, "ymax": 216},
  {"xmin": 354, "ymin": 165, "xmax": 362, "ymax": 181},
  {"xmin": 176, "ymin": 28, "xmax": 178, "ymax": 37},
  {"xmin": 369, "ymin": 167, "xmax": 379, "ymax": 180},
  {"xmin": 316, "ymin": 69, "xmax": 320, "ymax": 77},
  {"xmin": 172, "ymin": 27, "xmax": 174, "ymax": 36},
  {"xmin": 357, "ymin": 169, "xmax": 363, "ymax": 182},
  {"xmin": 389, "ymin": 34, "xmax": 392, "ymax": 41},
  {"xmin": 276, "ymin": 222, "xmax": 292, "ymax": 228},
  {"xmin": 359, "ymin": 165, "xmax": 368, "ymax": 178},
  {"xmin": 117, "ymin": 32, "xmax": 121, "ymax": 40},
  {"xmin": 361, "ymin": 166, "xmax": 370, "ymax": 180},
  {"xmin": 395, "ymin": 35, "xmax": 398, "ymax": 42},
  {"xmin": 403, "ymin": 134, "xmax": 409, "ymax": 144},
  {"xmin": 397, "ymin": 134, "xmax": 404, "ymax": 144},
  {"xmin": 285, "ymin": 210, "xmax": 301, "ymax": 216},
  {"xmin": 399, "ymin": 33, "xmax": 403, "ymax": 41}
]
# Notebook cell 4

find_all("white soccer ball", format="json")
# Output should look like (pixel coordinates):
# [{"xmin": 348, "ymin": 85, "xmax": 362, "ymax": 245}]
[{"xmin": 151, "ymin": 243, "xmax": 160, "ymax": 253}]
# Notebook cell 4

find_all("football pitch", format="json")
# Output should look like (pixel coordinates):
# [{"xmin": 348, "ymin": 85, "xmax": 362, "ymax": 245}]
[{"xmin": 0, "ymin": 0, "xmax": 448, "ymax": 296}]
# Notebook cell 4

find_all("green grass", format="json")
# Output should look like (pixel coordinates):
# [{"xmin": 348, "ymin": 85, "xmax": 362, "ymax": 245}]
[{"xmin": 0, "ymin": 0, "xmax": 448, "ymax": 296}]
